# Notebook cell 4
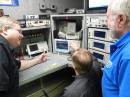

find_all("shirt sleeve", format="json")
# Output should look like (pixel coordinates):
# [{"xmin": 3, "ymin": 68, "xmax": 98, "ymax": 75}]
[
  {"xmin": 0, "ymin": 46, "xmax": 9, "ymax": 91},
  {"xmin": 118, "ymin": 59, "xmax": 130, "ymax": 97},
  {"xmin": 14, "ymin": 59, "xmax": 21, "ymax": 69}
]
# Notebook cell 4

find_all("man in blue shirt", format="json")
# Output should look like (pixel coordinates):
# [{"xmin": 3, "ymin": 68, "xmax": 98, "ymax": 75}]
[{"xmin": 102, "ymin": 0, "xmax": 130, "ymax": 97}]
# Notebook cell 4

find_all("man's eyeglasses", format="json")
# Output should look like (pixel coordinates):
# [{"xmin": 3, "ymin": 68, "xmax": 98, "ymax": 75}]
[
  {"xmin": 8, "ymin": 26, "xmax": 23, "ymax": 34},
  {"xmin": 14, "ymin": 29, "xmax": 22, "ymax": 34}
]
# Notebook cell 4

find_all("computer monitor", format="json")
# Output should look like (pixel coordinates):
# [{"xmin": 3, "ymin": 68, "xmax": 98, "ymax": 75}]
[
  {"xmin": 87, "ymin": 0, "xmax": 109, "ymax": 13},
  {"xmin": 54, "ymin": 39, "xmax": 69, "ymax": 53},
  {"xmin": 26, "ymin": 41, "xmax": 48, "ymax": 56}
]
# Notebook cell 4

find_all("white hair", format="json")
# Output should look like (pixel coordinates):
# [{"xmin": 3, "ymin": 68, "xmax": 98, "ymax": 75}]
[
  {"xmin": 109, "ymin": 0, "xmax": 130, "ymax": 20},
  {"xmin": 0, "ymin": 16, "xmax": 19, "ymax": 32}
]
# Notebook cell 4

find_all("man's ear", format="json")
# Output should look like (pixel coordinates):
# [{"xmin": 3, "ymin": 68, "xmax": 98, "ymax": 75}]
[
  {"xmin": 118, "ymin": 15, "xmax": 127, "ymax": 28},
  {"xmin": 72, "ymin": 64, "xmax": 80, "ymax": 75},
  {"xmin": 1, "ymin": 25, "xmax": 8, "ymax": 35}
]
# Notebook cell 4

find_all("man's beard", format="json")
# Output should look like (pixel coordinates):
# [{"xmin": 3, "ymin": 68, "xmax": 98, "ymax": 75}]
[
  {"xmin": 110, "ymin": 30, "xmax": 120, "ymax": 39},
  {"xmin": 109, "ymin": 26, "xmax": 120, "ymax": 39}
]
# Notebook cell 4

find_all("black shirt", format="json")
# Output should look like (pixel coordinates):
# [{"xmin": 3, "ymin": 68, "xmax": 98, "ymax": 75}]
[
  {"xmin": 61, "ymin": 69, "xmax": 102, "ymax": 97},
  {"xmin": 0, "ymin": 35, "xmax": 21, "ymax": 97}
]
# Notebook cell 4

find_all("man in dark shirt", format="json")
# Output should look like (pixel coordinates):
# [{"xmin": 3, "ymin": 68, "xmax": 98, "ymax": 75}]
[
  {"xmin": 0, "ymin": 16, "xmax": 47, "ymax": 97},
  {"xmin": 62, "ymin": 48, "xmax": 102, "ymax": 97}
]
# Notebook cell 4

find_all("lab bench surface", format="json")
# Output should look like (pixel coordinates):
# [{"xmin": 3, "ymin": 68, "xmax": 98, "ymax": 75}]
[{"xmin": 19, "ymin": 53, "xmax": 72, "ymax": 86}]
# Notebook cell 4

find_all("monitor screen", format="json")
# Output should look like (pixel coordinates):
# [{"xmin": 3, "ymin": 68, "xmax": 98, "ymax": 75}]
[
  {"xmin": 87, "ymin": 0, "xmax": 109, "ymax": 13},
  {"xmin": 29, "ymin": 44, "xmax": 38, "ymax": 52},
  {"xmin": 94, "ymin": 31, "xmax": 106, "ymax": 38},
  {"xmin": 94, "ymin": 42, "xmax": 105, "ymax": 49},
  {"xmin": 89, "ymin": 0, "xmax": 109, "ymax": 9},
  {"xmin": 93, "ymin": 52, "xmax": 104, "ymax": 60},
  {"xmin": 55, "ymin": 39, "xmax": 69, "ymax": 53}
]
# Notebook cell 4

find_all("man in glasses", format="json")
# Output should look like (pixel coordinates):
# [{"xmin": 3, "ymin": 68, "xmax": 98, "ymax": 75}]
[
  {"xmin": 0, "ymin": 16, "xmax": 47, "ymax": 97},
  {"xmin": 102, "ymin": 0, "xmax": 130, "ymax": 97}
]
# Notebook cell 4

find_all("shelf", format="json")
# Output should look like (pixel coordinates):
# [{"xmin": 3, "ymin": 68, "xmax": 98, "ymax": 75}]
[
  {"xmin": 22, "ymin": 26, "xmax": 50, "ymax": 31},
  {"xmin": 51, "ymin": 14, "xmax": 85, "ymax": 20}
]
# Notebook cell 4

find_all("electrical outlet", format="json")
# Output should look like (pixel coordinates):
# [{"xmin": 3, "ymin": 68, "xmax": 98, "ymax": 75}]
[
  {"xmin": 39, "ymin": 4, "xmax": 47, "ymax": 10},
  {"xmin": 51, "ymin": 5, "xmax": 56, "ymax": 11}
]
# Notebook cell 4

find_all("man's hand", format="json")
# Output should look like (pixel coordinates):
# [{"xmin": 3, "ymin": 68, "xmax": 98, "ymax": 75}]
[
  {"xmin": 70, "ymin": 42, "xmax": 79, "ymax": 51},
  {"xmin": 36, "ymin": 53, "xmax": 47, "ymax": 64}
]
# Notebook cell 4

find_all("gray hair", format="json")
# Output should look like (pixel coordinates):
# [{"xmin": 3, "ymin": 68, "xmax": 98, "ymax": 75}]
[
  {"xmin": 0, "ymin": 16, "xmax": 19, "ymax": 33},
  {"xmin": 109, "ymin": 0, "xmax": 130, "ymax": 20}
]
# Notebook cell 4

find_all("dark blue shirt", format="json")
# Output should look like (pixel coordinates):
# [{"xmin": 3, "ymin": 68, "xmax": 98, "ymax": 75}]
[
  {"xmin": 102, "ymin": 30, "xmax": 130, "ymax": 97},
  {"xmin": 0, "ymin": 35, "xmax": 21, "ymax": 97}
]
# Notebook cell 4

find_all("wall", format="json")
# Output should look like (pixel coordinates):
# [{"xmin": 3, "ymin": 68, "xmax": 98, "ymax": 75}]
[{"xmin": 0, "ymin": 0, "xmax": 83, "ymax": 19}]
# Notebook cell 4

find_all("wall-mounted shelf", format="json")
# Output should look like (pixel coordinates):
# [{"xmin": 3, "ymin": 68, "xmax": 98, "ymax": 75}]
[{"xmin": 22, "ymin": 26, "xmax": 50, "ymax": 31}]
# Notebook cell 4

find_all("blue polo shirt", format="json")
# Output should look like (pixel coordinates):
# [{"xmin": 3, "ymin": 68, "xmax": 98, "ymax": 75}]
[{"xmin": 102, "ymin": 30, "xmax": 130, "ymax": 97}]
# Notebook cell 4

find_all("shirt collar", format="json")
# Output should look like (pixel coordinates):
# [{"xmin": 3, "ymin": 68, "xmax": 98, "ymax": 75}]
[
  {"xmin": 114, "ymin": 30, "xmax": 130, "ymax": 48},
  {"xmin": 110, "ymin": 30, "xmax": 130, "ymax": 54},
  {"xmin": 72, "ymin": 70, "xmax": 94, "ymax": 79},
  {"xmin": 73, "ymin": 73, "xmax": 88, "ymax": 79}
]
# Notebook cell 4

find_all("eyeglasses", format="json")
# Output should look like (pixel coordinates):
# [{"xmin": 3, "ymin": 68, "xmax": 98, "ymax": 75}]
[
  {"xmin": 8, "ymin": 27, "xmax": 23, "ymax": 34},
  {"xmin": 14, "ymin": 29, "xmax": 22, "ymax": 34},
  {"xmin": 107, "ymin": 14, "xmax": 118, "ymax": 21}
]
